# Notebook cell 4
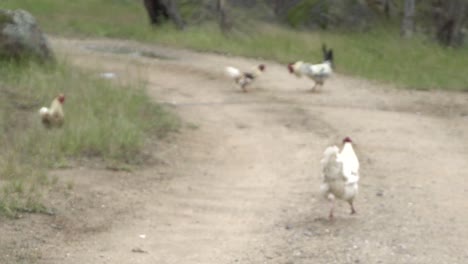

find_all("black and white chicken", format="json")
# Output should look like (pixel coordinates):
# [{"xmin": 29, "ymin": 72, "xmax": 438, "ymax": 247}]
[{"xmin": 288, "ymin": 45, "xmax": 334, "ymax": 92}]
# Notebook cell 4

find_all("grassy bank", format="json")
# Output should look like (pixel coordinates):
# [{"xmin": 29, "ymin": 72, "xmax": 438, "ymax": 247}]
[
  {"xmin": 3, "ymin": 0, "xmax": 468, "ymax": 91},
  {"xmin": 0, "ymin": 60, "xmax": 178, "ymax": 216},
  {"xmin": 4, "ymin": 0, "xmax": 468, "ymax": 91}
]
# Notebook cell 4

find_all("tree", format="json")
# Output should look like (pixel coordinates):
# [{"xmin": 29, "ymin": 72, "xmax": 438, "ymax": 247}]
[
  {"xmin": 271, "ymin": 0, "xmax": 287, "ymax": 16},
  {"xmin": 383, "ymin": 0, "xmax": 391, "ymax": 18},
  {"xmin": 401, "ymin": 0, "xmax": 415, "ymax": 38},
  {"xmin": 432, "ymin": 0, "xmax": 467, "ymax": 46},
  {"xmin": 143, "ymin": 0, "xmax": 185, "ymax": 30},
  {"xmin": 217, "ymin": 0, "xmax": 232, "ymax": 33},
  {"xmin": 365, "ymin": 0, "xmax": 395, "ymax": 19},
  {"xmin": 143, "ymin": 0, "xmax": 168, "ymax": 25}
]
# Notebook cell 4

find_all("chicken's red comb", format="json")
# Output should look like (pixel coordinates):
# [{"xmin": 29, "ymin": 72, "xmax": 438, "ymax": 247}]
[
  {"xmin": 58, "ymin": 94, "xmax": 65, "ymax": 103},
  {"xmin": 342, "ymin": 137, "xmax": 352, "ymax": 143}
]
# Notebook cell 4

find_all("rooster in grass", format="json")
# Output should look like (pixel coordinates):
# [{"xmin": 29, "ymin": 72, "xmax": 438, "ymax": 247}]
[
  {"xmin": 225, "ymin": 64, "xmax": 266, "ymax": 92},
  {"xmin": 39, "ymin": 94, "xmax": 65, "ymax": 128},
  {"xmin": 288, "ymin": 45, "xmax": 334, "ymax": 92},
  {"xmin": 320, "ymin": 137, "xmax": 359, "ymax": 220}
]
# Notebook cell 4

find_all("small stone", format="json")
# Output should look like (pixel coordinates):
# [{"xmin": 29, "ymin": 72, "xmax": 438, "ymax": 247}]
[
  {"xmin": 100, "ymin": 72, "xmax": 117, "ymax": 79},
  {"xmin": 132, "ymin": 247, "xmax": 147, "ymax": 254}
]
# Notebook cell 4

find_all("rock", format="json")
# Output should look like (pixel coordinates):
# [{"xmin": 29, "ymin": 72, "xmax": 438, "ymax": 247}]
[
  {"xmin": 131, "ymin": 247, "xmax": 148, "ymax": 254},
  {"xmin": 100, "ymin": 72, "xmax": 117, "ymax": 79},
  {"xmin": 0, "ymin": 9, "xmax": 54, "ymax": 61}
]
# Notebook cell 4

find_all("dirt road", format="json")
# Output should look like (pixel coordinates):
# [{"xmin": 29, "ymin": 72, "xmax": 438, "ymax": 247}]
[{"xmin": 2, "ymin": 38, "xmax": 468, "ymax": 264}]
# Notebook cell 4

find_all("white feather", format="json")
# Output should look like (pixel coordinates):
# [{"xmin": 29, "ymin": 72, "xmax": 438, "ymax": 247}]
[
  {"xmin": 39, "ymin": 107, "xmax": 49, "ymax": 116},
  {"xmin": 225, "ymin": 66, "xmax": 242, "ymax": 79},
  {"xmin": 292, "ymin": 61, "xmax": 333, "ymax": 83},
  {"xmin": 307, "ymin": 61, "xmax": 333, "ymax": 78}
]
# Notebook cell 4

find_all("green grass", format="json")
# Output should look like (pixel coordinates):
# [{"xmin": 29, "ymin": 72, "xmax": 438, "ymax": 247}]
[
  {"xmin": 3, "ymin": 0, "xmax": 468, "ymax": 90},
  {"xmin": 0, "ymin": 60, "xmax": 178, "ymax": 216}
]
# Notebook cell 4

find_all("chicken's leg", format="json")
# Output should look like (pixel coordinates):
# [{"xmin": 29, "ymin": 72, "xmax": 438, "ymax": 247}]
[
  {"xmin": 329, "ymin": 198, "xmax": 335, "ymax": 220},
  {"xmin": 315, "ymin": 81, "xmax": 324, "ymax": 92},
  {"xmin": 241, "ymin": 84, "xmax": 248, "ymax": 93},
  {"xmin": 311, "ymin": 83, "xmax": 317, "ymax": 92},
  {"xmin": 348, "ymin": 200, "xmax": 357, "ymax": 215}
]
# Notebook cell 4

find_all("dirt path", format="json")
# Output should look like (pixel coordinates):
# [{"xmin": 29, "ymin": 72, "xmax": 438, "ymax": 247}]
[{"xmin": 2, "ymin": 38, "xmax": 468, "ymax": 264}]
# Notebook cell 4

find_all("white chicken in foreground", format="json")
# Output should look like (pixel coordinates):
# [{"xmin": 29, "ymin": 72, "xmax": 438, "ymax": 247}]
[
  {"xmin": 288, "ymin": 45, "xmax": 333, "ymax": 92},
  {"xmin": 39, "ymin": 94, "xmax": 65, "ymax": 128},
  {"xmin": 225, "ymin": 64, "xmax": 266, "ymax": 92},
  {"xmin": 320, "ymin": 137, "xmax": 359, "ymax": 220}
]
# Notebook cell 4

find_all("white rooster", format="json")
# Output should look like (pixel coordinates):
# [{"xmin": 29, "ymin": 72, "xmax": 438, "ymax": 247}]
[
  {"xmin": 39, "ymin": 94, "xmax": 65, "ymax": 128},
  {"xmin": 225, "ymin": 64, "xmax": 266, "ymax": 92},
  {"xmin": 288, "ymin": 45, "xmax": 333, "ymax": 92},
  {"xmin": 320, "ymin": 137, "xmax": 359, "ymax": 220}
]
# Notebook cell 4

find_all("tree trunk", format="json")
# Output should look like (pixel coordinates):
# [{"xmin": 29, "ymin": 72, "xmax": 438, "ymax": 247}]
[
  {"xmin": 164, "ymin": 0, "xmax": 185, "ymax": 30},
  {"xmin": 272, "ymin": 0, "xmax": 287, "ymax": 16},
  {"xmin": 143, "ymin": 0, "xmax": 185, "ymax": 30},
  {"xmin": 365, "ymin": 0, "xmax": 393, "ymax": 19},
  {"xmin": 401, "ymin": 0, "xmax": 415, "ymax": 38},
  {"xmin": 383, "ymin": 0, "xmax": 392, "ymax": 19},
  {"xmin": 143, "ymin": 0, "xmax": 169, "ymax": 25},
  {"xmin": 433, "ymin": 0, "xmax": 467, "ymax": 46},
  {"xmin": 217, "ymin": 0, "xmax": 232, "ymax": 33}
]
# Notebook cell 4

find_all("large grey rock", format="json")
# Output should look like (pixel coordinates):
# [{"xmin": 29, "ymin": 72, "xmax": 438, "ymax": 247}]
[{"xmin": 0, "ymin": 9, "xmax": 54, "ymax": 61}]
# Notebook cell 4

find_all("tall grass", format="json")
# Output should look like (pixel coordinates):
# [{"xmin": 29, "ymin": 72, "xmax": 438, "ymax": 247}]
[
  {"xmin": 0, "ymin": 60, "xmax": 178, "ymax": 216},
  {"xmin": 3, "ymin": 0, "xmax": 468, "ymax": 90}
]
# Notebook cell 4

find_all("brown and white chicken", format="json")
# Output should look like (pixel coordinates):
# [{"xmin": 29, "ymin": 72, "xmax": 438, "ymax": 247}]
[
  {"xmin": 225, "ymin": 64, "xmax": 266, "ymax": 92},
  {"xmin": 39, "ymin": 94, "xmax": 65, "ymax": 128},
  {"xmin": 320, "ymin": 137, "xmax": 360, "ymax": 220}
]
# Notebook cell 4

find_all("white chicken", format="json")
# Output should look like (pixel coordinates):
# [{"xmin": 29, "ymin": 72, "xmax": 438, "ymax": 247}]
[
  {"xmin": 320, "ymin": 137, "xmax": 359, "ymax": 220},
  {"xmin": 288, "ymin": 45, "xmax": 333, "ymax": 92},
  {"xmin": 225, "ymin": 64, "xmax": 266, "ymax": 92},
  {"xmin": 39, "ymin": 94, "xmax": 65, "ymax": 128}
]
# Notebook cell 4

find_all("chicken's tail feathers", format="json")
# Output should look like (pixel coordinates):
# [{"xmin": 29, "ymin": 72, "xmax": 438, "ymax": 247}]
[
  {"xmin": 225, "ymin": 66, "xmax": 242, "ymax": 79},
  {"xmin": 321, "ymin": 145, "xmax": 340, "ymax": 165},
  {"xmin": 326, "ymin": 49, "xmax": 334, "ymax": 65},
  {"xmin": 321, "ymin": 44, "xmax": 334, "ymax": 66},
  {"xmin": 39, "ymin": 107, "xmax": 49, "ymax": 116}
]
